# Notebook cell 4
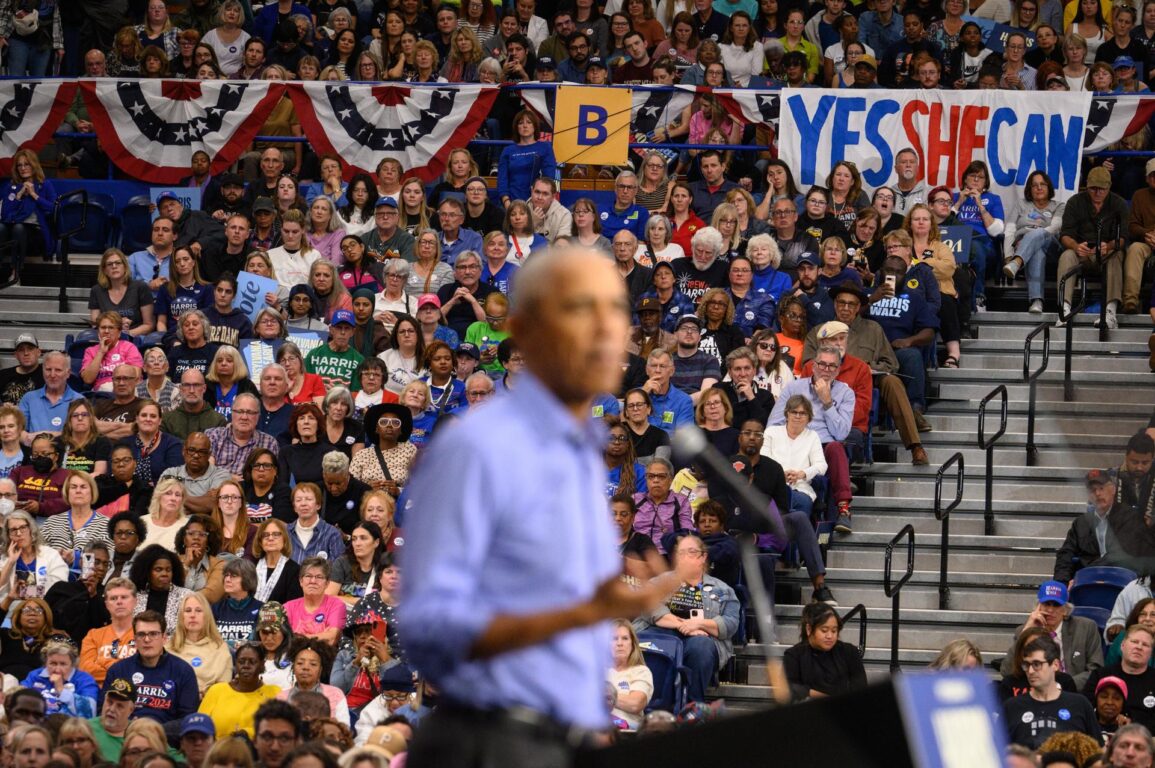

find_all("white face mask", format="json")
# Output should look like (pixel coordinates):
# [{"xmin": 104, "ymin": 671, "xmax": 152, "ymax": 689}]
[{"xmin": 0, "ymin": 498, "xmax": 14, "ymax": 517}]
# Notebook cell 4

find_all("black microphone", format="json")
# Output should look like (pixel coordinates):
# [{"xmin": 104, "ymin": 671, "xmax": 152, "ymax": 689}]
[{"xmin": 671, "ymin": 425, "xmax": 786, "ymax": 539}]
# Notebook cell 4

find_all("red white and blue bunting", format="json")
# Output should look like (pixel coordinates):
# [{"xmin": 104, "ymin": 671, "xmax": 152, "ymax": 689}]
[{"xmin": 0, "ymin": 79, "xmax": 77, "ymax": 176}]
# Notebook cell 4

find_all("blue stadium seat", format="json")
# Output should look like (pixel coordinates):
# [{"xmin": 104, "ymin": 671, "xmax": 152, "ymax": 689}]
[
  {"xmin": 637, "ymin": 631, "xmax": 689, "ymax": 713},
  {"xmin": 57, "ymin": 202, "xmax": 112, "ymax": 255},
  {"xmin": 1071, "ymin": 605, "xmax": 1111, "ymax": 639},
  {"xmin": 119, "ymin": 196, "xmax": 154, "ymax": 253},
  {"xmin": 1070, "ymin": 566, "xmax": 1139, "ymax": 611},
  {"xmin": 87, "ymin": 192, "xmax": 116, "ymax": 214}
]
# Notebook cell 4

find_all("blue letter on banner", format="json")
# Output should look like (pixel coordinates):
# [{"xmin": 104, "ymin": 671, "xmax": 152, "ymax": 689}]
[{"xmin": 578, "ymin": 105, "xmax": 608, "ymax": 145}]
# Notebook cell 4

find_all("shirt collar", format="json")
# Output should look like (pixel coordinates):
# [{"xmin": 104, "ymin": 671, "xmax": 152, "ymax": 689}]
[{"xmin": 515, "ymin": 372, "xmax": 604, "ymax": 448}]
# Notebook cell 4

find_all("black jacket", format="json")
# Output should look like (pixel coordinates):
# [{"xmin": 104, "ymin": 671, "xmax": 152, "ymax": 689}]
[
  {"xmin": 783, "ymin": 640, "xmax": 867, "ymax": 700},
  {"xmin": 1054, "ymin": 509, "xmax": 1107, "ymax": 583}
]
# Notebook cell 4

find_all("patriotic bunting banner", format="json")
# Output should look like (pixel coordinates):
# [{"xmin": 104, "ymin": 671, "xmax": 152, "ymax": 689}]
[
  {"xmin": 80, "ymin": 79, "xmax": 284, "ymax": 183},
  {"xmin": 714, "ymin": 89, "xmax": 781, "ymax": 131},
  {"xmin": 0, "ymin": 80, "xmax": 78, "ymax": 176},
  {"xmin": 519, "ymin": 84, "xmax": 695, "ymax": 134},
  {"xmin": 288, "ymin": 82, "xmax": 499, "ymax": 183},
  {"xmin": 1084, "ymin": 94, "xmax": 1155, "ymax": 152}
]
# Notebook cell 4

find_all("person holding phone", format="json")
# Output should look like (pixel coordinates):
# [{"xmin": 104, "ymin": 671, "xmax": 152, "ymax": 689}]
[{"xmin": 639, "ymin": 533, "xmax": 740, "ymax": 704}]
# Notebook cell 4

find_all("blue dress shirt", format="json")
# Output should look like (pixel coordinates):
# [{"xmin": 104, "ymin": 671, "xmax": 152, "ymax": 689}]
[{"xmin": 398, "ymin": 373, "xmax": 620, "ymax": 729}]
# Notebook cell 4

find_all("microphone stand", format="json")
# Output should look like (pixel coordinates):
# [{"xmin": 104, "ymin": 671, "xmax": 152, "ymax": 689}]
[{"xmin": 738, "ymin": 536, "xmax": 791, "ymax": 705}]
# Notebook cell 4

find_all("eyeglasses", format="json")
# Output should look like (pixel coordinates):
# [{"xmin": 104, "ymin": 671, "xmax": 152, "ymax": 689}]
[
  {"xmin": 262, "ymin": 530, "xmax": 284, "ymax": 539},
  {"xmin": 782, "ymin": 313, "xmax": 805, "ymax": 322},
  {"xmin": 180, "ymin": 382, "xmax": 206, "ymax": 389},
  {"xmin": 771, "ymin": 209, "xmax": 794, "ymax": 216},
  {"xmin": 738, "ymin": 430, "xmax": 764, "ymax": 437},
  {"xmin": 814, "ymin": 361, "xmax": 839, "ymax": 370},
  {"xmin": 645, "ymin": 472, "xmax": 670, "ymax": 480},
  {"xmin": 301, "ymin": 573, "xmax": 327, "ymax": 581},
  {"xmin": 757, "ymin": 342, "xmax": 777, "ymax": 351},
  {"xmin": 252, "ymin": 462, "xmax": 276, "ymax": 470},
  {"xmin": 1021, "ymin": 660, "xmax": 1050, "ymax": 671},
  {"xmin": 379, "ymin": 417, "xmax": 402, "ymax": 427},
  {"xmin": 608, "ymin": 435, "xmax": 628, "ymax": 443},
  {"xmin": 114, "ymin": 529, "xmax": 138, "ymax": 538},
  {"xmin": 625, "ymin": 402, "xmax": 648, "ymax": 409},
  {"xmin": 135, "ymin": 630, "xmax": 163, "ymax": 640},
  {"xmin": 111, "ymin": 457, "xmax": 135, "ymax": 466},
  {"xmin": 185, "ymin": 530, "xmax": 209, "ymax": 539},
  {"xmin": 218, "ymin": 494, "xmax": 242, "ymax": 502},
  {"xmin": 233, "ymin": 409, "xmax": 259, "ymax": 416},
  {"xmin": 21, "ymin": 604, "xmax": 45, "ymax": 614},
  {"xmin": 786, "ymin": 409, "xmax": 809, "ymax": 417},
  {"xmin": 680, "ymin": 548, "xmax": 706, "ymax": 557}
]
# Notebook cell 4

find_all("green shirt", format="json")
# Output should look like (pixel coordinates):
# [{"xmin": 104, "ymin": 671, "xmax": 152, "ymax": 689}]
[
  {"xmin": 464, "ymin": 321, "xmax": 511, "ymax": 374},
  {"xmin": 89, "ymin": 718, "xmax": 124, "ymax": 763},
  {"xmin": 306, "ymin": 344, "xmax": 364, "ymax": 391}
]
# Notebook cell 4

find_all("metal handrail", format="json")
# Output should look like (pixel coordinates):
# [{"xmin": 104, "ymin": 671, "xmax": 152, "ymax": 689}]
[
  {"xmin": 884, "ymin": 524, "xmax": 915, "ymax": 673},
  {"xmin": 933, "ymin": 452, "xmax": 965, "ymax": 611},
  {"xmin": 840, "ymin": 603, "xmax": 868, "ymax": 659},
  {"xmin": 978, "ymin": 385, "xmax": 1008, "ymax": 536},
  {"xmin": 1022, "ymin": 323, "xmax": 1051, "ymax": 467},
  {"xmin": 1057, "ymin": 264, "xmax": 1088, "ymax": 402},
  {"xmin": 53, "ymin": 189, "xmax": 87, "ymax": 313}
]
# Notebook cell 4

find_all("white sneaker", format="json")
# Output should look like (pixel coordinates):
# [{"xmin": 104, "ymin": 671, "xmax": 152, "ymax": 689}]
[
  {"xmin": 974, "ymin": 296, "xmax": 987, "ymax": 313},
  {"xmin": 1106, "ymin": 305, "xmax": 1118, "ymax": 330},
  {"xmin": 1029, "ymin": 299, "xmax": 1043, "ymax": 314},
  {"xmin": 1055, "ymin": 302, "xmax": 1072, "ymax": 327},
  {"xmin": 1003, "ymin": 258, "xmax": 1021, "ymax": 279}
]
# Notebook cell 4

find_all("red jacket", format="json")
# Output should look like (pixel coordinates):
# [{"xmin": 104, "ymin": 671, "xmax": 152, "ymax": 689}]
[{"xmin": 802, "ymin": 354, "xmax": 873, "ymax": 434}]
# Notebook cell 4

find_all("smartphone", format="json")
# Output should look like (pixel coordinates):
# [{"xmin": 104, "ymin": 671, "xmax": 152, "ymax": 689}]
[
  {"xmin": 81, "ymin": 553, "xmax": 95, "ymax": 579},
  {"xmin": 885, "ymin": 274, "xmax": 897, "ymax": 291},
  {"xmin": 690, "ymin": 609, "xmax": 705, "ymax": 620}
]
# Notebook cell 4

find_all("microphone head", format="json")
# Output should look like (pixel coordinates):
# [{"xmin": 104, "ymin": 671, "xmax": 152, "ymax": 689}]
[{"xmin": 671, "ymin": 425, "xmax": 709, "ymax": 465}]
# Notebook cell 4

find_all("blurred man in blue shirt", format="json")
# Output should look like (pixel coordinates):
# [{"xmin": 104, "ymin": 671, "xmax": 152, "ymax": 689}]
[{"xmin": 400, "ymin": 248, "xmax": 671, "ymax": 767}]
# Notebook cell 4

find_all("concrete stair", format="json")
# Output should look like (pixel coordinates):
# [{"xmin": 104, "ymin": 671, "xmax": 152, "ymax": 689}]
[{"xmin": 710, "ymin": 307, "xmax": 1155, "ymax": 709}]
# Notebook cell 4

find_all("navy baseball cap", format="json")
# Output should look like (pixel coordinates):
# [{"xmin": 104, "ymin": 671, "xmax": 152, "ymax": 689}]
[
  {"xmin": 330, "ymin": 309, "xmax": 356, "ymax": 326},
  {"xmin": 376, "ymin": 196, "xmax": 398, "ymax": 209},
  {"xmin": 796, "ymin": 252, "xmax": 820, "ymax": 268},
  {"xmin": 180, "ymin": 713, "xmax": 215, "ymax": 738}
]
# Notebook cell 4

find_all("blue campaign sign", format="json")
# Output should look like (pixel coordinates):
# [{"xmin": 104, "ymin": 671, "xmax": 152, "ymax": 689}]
[
  {"xmin": 895, "ymin": 670, "xmax": 1007, "ymax": 768},
  {"xmin": 939, "ymin": 225, "xmax": 973, "ymax": 265},
  {"xmin": 150, "ymin": 187, "xmax": 202, "ymax": 220},
  {"xmin": 233, "ymin": 270, "xmax": 280, "ymax": 323},
  {"xmin": 984, "ymin": 24, "xmax": 1037, "ymax": 54}
]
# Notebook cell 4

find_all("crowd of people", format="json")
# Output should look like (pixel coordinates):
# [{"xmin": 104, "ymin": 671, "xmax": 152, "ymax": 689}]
[{"xmin": 0, "ymin": 0, "xmax": 1154, "ymax": 764}]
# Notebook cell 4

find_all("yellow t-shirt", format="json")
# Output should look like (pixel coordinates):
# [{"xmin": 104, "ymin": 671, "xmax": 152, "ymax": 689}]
[{"xmin": 198, "ymin": 682, "xmax": 282, "ymax": 738}]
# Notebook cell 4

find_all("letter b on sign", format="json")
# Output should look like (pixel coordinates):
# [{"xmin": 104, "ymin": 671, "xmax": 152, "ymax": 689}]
[
  {"xmin": 554, "ymin": 85, "xmax": 631, "ymax": 165},
  {"xmin": 578, "ymin": 105, "xmax": 608, "ymax": 145}
]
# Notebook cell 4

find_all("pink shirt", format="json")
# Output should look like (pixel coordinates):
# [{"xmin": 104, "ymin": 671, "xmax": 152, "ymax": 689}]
[
  {"xmin": 284, "ymin": 595, "xmax": 347, "ymax": 637},
  {"xmin": 81, "ymin": 340, "xmax": 144, "ymax": 390}
]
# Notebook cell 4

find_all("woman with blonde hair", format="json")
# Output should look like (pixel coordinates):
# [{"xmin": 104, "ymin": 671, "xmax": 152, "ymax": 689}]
[
  {"xmin": 431, "ymin": 149, "xmax": 478, "ymax": 207},
  {"xmin": 201, "ymin": 737, "xmax": 256, "ymax": 768},
  {"xmin": 55, "ymin": 718, "xmax": 104, "ymax": 768},
  {"xmin": 120, "ymin": 719, "xmax": 169, "ymax": 768},
  {"xmin": 407, "ymin": 229, "xmax": 454, "ymax": 298},
  {"xmin": 816, "ymin": 236, "xmax": 862, "ymax": 289},
  {"xmin": 359, "ymin": 489, "xmax": 401, "ymax": 550},
  {"xmin": 141, "ymin": 479, "xmax": 189, "ymax": 552},
  {"xmin": 636, "ymin": 151, "xmax": 674, "ymax": 215},
  {"xmin": 250, "ymin": 518, "xmax": 302, "ymax": 604},
  {"xmin": 441, "ymin": 27, "xmax": 483, "ymax": 82},
  {"xmin": 244, "ymin": 251, "xmax": 288, "ymax": 309},
  {"xmin": 711, "ymin": 203, "xmax": 744, "ymax": 260},
  {"xmin": 205, "ymin": 345, "xmax": 258, "ymax": 418},
  {"xmin": 399, "ymin": 178, "xmax": 435, "ymax": 236},
  {"xmin": 89, "ymin": 248, "xmax": 156, "ymax": 340},
  {"xmin": 41, "ymin": 470, "xmax": 111, "ymax": 557},
  {"xmin": 726, "ymin": 187, "xmax": 769, "ymax": 241},
  {"xmin": 166, "ymin": 591, "xmax": 232, "ymax": 695},
  {"xmin": 929, "ymin": 638, "xmax": 983, "ymax": 670},
  {"xmin": 607, "ymin": 618, "xmax": 653, "ymax": 730},
  {"xmin": 0, "ymin": 149, "xmax": 56, "ymax": 284}
]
